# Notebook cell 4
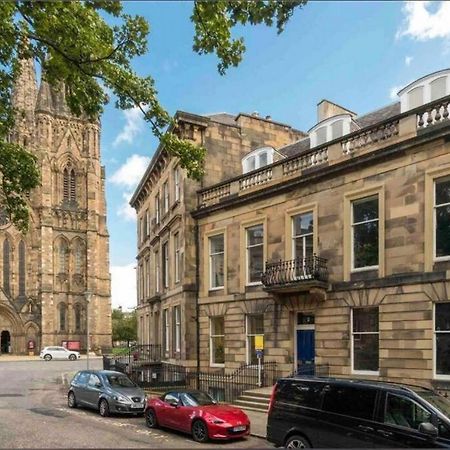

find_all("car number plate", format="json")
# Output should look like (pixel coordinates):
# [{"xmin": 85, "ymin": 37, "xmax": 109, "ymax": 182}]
[
  {"xmin": 131, "ymin": 403, "xmax": 143, "ymax": 408},
  {"xmin": 233, "ymin": 425, "xmax": 246, "ymax": 432}
]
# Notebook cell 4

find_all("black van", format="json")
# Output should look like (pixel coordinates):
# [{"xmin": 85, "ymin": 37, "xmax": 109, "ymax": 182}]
[{"xmin": 267, "ymin": 377, "xmax": 450, "ymax": 448}]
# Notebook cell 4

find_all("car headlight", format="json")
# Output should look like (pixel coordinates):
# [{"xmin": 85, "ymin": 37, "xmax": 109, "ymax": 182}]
[{"xmin": 113, "ymin": 394, "xmax": 129, "ymax": 403}]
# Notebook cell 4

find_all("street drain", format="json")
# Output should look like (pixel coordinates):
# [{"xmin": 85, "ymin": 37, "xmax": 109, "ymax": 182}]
[
  {"xmin": 29, "ymin": 408, "xmax": 68, "ymax": 418},
  {"xmin": 0, "ymin": 394, "xmax": 23, "ymax": 397}
]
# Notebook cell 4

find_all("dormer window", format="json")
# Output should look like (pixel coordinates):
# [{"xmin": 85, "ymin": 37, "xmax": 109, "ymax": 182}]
[
  {"xmin": 309, "ymin": 114, "xmax": 353, "ymax": 148},
  {"xmin": 242, "ymin": 147, "xmax": 274, "ymax": 174},
  {"xmin": 398, "ymin": 69, "xmax": 450, "ymax": 112}
]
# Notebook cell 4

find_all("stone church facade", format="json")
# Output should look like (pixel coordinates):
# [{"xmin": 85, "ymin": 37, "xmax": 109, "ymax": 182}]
[{"xmin": 0, "ymin": 59, "xmax": 112, "ymax": 354}]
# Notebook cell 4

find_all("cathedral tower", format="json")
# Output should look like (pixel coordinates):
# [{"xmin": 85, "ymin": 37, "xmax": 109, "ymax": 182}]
[{"xmin": 0, "ymin": 59, "xmax": 112, "ymax": 354}]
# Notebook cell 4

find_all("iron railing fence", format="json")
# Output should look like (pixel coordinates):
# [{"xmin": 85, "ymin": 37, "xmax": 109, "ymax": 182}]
[
  {"xmin": 102, "ymin": 359, "xmax": 279, "ymax": 404},
  {"xmin": 262, "ymin": 255, "xmax": 328, "ymax": 288}
]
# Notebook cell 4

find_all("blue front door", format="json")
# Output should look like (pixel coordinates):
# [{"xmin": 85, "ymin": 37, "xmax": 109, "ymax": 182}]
[{"xmin": 297, "ymin": 329, "xmax": 315, "ymax": 370}]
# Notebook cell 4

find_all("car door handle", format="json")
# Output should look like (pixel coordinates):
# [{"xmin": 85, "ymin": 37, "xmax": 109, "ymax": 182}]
[
  {"xmin": 377, "ymin": 429, "xmax": 393, "ymax": 438},
  {"xmin": 358, "ymin": 425, "xmax": 374, "ymax": 433}
]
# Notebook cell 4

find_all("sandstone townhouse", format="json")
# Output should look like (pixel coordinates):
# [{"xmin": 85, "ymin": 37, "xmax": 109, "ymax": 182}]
[{"xmin": 132, "ymin": 69, "xmax": 450, "ymax": 388}]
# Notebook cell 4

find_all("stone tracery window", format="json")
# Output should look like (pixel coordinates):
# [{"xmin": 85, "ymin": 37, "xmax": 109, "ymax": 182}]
[
  {"xmin": 58, "ymin": 239, "xmax": 69, "ymax": 274},
  {"xmin": 74, "ymin": 304, "xmax": 84, "ymax": 332},
  {"xmin": 59, "ymin": 303, "xmax": 67, "ymax": 332},
  {"xmin": 2, "ymin": 239, "xmax": 11, "ymax": 295},
  {"xmin": 73, "ymin": 239, "xmax": 85, "ymax": 275},
  {"xmin": 18, "ymin": 240, "xmax": 26, "ymax": 297},
  {"xmin": 63, "ymin": 167, "xmax": 77, "ymax": 203}
]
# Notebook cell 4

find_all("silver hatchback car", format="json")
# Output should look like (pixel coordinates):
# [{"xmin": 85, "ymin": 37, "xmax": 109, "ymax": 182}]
[{"xmin": 68, "ymin": 370, "xmax": 146, "ymax": 417}]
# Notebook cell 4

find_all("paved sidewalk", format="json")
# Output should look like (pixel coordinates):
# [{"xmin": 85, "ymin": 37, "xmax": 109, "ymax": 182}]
[
  {"xmin": 245, "ymin": 409, "xmax": 268, "ymax": 438},
  {"xmin": 0, "ymin": 354, "xmax": 101, "ymax": 362}
]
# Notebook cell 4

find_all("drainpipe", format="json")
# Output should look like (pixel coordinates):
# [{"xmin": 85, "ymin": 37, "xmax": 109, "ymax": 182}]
[{"xmin": 194, "ymin": 220, "xmax": 200, "ymax": 389}]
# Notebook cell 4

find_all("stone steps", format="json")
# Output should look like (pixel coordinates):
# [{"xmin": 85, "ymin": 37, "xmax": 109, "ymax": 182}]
[{"xmin": 233, "ymin": 389, "xmax": 271, "ymax": 412}]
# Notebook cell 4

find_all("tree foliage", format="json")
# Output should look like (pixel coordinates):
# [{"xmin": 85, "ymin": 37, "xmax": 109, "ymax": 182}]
[
  {"xmin": 112, "ymin": 308, "xmax": 137, "ymax": 343},
  {"xmin": 0, "ymin": 1, "xmax": 305, "ymax": 231}
]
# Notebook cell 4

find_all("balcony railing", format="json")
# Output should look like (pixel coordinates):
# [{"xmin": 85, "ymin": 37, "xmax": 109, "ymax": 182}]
[{"xmin": 261, "ymin": 255, "xmax": 328, "ymax": 291}]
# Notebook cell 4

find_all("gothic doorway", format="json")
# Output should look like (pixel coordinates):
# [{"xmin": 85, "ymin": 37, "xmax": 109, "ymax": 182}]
[{"xmin": 1, "ymin": 330, "xmax": 11, "ymax": 353}]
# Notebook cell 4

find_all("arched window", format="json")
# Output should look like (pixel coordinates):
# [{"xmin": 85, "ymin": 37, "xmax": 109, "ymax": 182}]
[
  {"xmin": 59, "ymin": 240, "xmax": 69, "ymax": 274},
  {"xmin": 18, "ymin": 240, "xmax": 26, "ymax": 297},
  {"xmin": 63, "ymin": 167, "xmax": 76, "ymax": 202},
  {"xmin": 74, "ymin": 304, "xmax": 83, "ymax": 332},
  {"xmin": 2, "ymin": 239, "xmax": 11, "ymax": 294},
  {"xmin": 59, "ymin": 303, "xmax": 67, "ymax": 332},
  {"xmin": 73, "ymin": 239, "xmax": 85, "ymax": 274}
]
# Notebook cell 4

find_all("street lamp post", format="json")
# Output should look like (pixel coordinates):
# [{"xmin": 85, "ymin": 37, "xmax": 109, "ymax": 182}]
[{"xmin": 85, "ymin": 290, "xmax": 92, "ymax": 369}]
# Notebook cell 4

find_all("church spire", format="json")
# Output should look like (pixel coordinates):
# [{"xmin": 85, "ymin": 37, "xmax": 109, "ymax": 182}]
[
  {"xmin": 36, "ymin": 77, "xmax": 54, "ymax": 114},
  {"xmin": 11, "ymin": 57, "xmax": 37, "ymax": 120}
]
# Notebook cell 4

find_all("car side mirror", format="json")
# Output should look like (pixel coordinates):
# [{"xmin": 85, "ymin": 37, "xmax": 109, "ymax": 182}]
[
  {"xmin": 418, "ymin": 422, "xmax": 438, "ymax": 439},
  {"xmin": 168, "ymin": 399, "xmax": 179, "ymax": 408},
  {"xmin": 95, "ymin": 382, "xmax": 102, "ymax": 388}
]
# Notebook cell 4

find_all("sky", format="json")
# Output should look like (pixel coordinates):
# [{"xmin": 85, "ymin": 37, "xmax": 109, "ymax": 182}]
[{"xmin": 104, "ymin": 1, "xmax": 450, "ymax": 310}]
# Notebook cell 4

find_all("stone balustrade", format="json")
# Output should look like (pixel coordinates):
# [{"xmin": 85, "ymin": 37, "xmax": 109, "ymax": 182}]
[
  {"xmin": 417, "ymin": 99, "xmax": 450, "ymax": 129},
  {"xmin": 198, "ymin": 96, "xmax": 450, "ymax": 209},
  {"xmin": 283, "ymin": 148, "xmax": 328, "ymax": 176},
  {"xmin": 239, "ymin": 167, "xmax": 273, "ymax": 190},
  {"xmin": 200, "ymin": 183, "xmax": 231, "ymax": 207},
  {"xmin": 341, "ymin": 120, "xmax": 399, "ymax": 155}
]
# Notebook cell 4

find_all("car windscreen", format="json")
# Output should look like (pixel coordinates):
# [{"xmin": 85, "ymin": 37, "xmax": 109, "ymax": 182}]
[
  {"xmin": 418, "ymin": 390, "xmax": 450, "ymax": 418},
  {"xmin": 182, "ymin": 391, "xmax": 216, "ymax": 406},
  {"xmin": 106, "ymin": 374, "xmax": 135, "ymax": 388}
]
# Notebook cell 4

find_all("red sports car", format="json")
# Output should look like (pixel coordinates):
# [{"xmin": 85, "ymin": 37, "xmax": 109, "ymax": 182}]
[{"xmin": 144, "ymin": 389, "xmax": 250, "ymax": 442}]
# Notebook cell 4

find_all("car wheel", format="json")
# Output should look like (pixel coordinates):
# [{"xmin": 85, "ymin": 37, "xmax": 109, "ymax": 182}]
[
  {"xmin": 68, "ymin": 392, "xmax": 77, "ymax": 408},
  {"xmin": 192, "ymin": 420, "xmax": 209, "ymax": 443},
  {"xmin": 69, "ymin": 354, "xmax": 76, "ymax": 361},
  {"xmin": 44, "ymin": 354, "xmax": 52, "ymax": 361},
  {"xmin": 99, "ymin": 399, "xmax": 110, "ymax": 417},
  {"xmin": 145, "ymin": 408, "xmax": 158, "ymax": 428},
  {"xmin": 285, "ymin": 435, "xmax": 311, "ymax": 449}
]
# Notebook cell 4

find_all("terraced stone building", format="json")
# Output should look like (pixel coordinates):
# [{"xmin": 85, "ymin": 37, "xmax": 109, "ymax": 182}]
[{"xmin": 135, "ymin": 69, "xmax": 450, "ymax": 388}]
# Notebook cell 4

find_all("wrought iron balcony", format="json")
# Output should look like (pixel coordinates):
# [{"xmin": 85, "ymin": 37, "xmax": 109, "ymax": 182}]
[{"xmin": 261, "ymin": 255, "xmax": 328, "ymax": 293}]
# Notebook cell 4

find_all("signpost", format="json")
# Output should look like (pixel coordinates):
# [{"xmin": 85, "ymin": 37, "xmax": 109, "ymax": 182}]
[{"xmin": 255, "ymin": 336, "xmax": 264, "ymax": 387}]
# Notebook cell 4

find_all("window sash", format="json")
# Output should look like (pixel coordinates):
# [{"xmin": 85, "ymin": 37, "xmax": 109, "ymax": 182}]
[
  {"xmin": 163, "ymin": 309, "xmax": 169, "ymax": 352},
  {"xmin": 351, "ymin": 196, "xmax": 379, "ymax": 270},
  {"xmin": 155, "ymin": 251, "xmax": 160, "ymax": 293},
  {"xmin": 246, "ymin": 315, "xmax": 264, "ymax": 364},
  {"xmin": 209, "ymin": 235, "xmax": 224, "ymax": 289},
  {"xmin": 155, "ymin": 195, "xmax": 160, "ymax": 224},
  {"xmin": 434, "ymin": 303, "xmax": 450, "ymax": 377},
  {"xmin": 351, "ymin": 308, "xmax": 379, "ymax": 373},
  {"xmin": 174, "ymin": 233, "xmax": 180, "ymax": 283},
  {"xmin": 210, "ymin": 317, "xmax": 225, "ymax": 365},
  {"xmin": 174, "ymin": 306, "xmax": 181, "ymax": 352},
  {"xmin": 434, "ymin": 177, "xmax": 450, "ymax": 259},
  {"xmin": 246, "ymin": 225, "xmax": 264, "ymax": 284},
  {"xmin": 174, "ymin": 168, "xmax": 180, "ymax": 202},
  {"xmin": 163, "ymin": 182, "xmax": 169, "ymax": 213},
  {"xmin": 162, "ymin": 243, "xmax": 169, "ymax": 288}
]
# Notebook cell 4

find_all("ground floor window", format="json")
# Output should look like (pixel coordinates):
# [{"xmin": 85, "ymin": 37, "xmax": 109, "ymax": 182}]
[
  {"xmin": 435, "ymin": 303, "xmax": 450, "ymax": 377},
  {"xmin": 210, "ymin": 316, "xmax": 225, "ymax": 366},
  {"xmin": 351, "ymin": 307, "xmax": 379, "ymax": 373},
  {"xmin": 162, "ymin": 309, "xmax": 169, "ymax": 354},
  {"xmin": 246, "ymin": 314, "xmax": 264, "ymax": 364},
  {"xmin": 173, "ymin": 305, "xmax": 181, "ymax": 354}
]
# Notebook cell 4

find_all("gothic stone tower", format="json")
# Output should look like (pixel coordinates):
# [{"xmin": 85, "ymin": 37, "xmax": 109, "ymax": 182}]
[{"xmin": 0, "ymin": 59, "xmax": 112, "ymax": 354}]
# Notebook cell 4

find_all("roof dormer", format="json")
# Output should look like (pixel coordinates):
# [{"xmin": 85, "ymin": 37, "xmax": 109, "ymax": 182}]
[
  {"xmin": 309, "ymin": 114, "xmax": 355, "ymax": 148},
  {"xmin": 398, "ymin": 69, "xmax": 450, "ymax": 113},
  {"xmin": 242, "ymin": 146, "xmax": 274, "ymax": 174}
]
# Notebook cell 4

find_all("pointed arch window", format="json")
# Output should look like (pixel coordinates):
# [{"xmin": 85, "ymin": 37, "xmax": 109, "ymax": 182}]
[
  {"xmin": 74, "ymin": 240, "xmax": 85, "ymax": 274},
  {"xmin": 74, "ymin": 304, "xmax": 83, "ymax": 332},
  {"xmin": 18, "ymin": 240, "xmax": 26, "ymax": 297},
  {"xmin": 3, "ymin": 239, "xmax": 11, "ymax": 295},
  {"xmin": 63, "ymin": 167, "xmax": 76, "ymax": 202},
  {"xmin": 59, "ymin": 240, "xmax": 69, "ymax": 274},
  {"xmin": 59, "ymin": 303, "xmax": 67, "ymax": 332}
]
